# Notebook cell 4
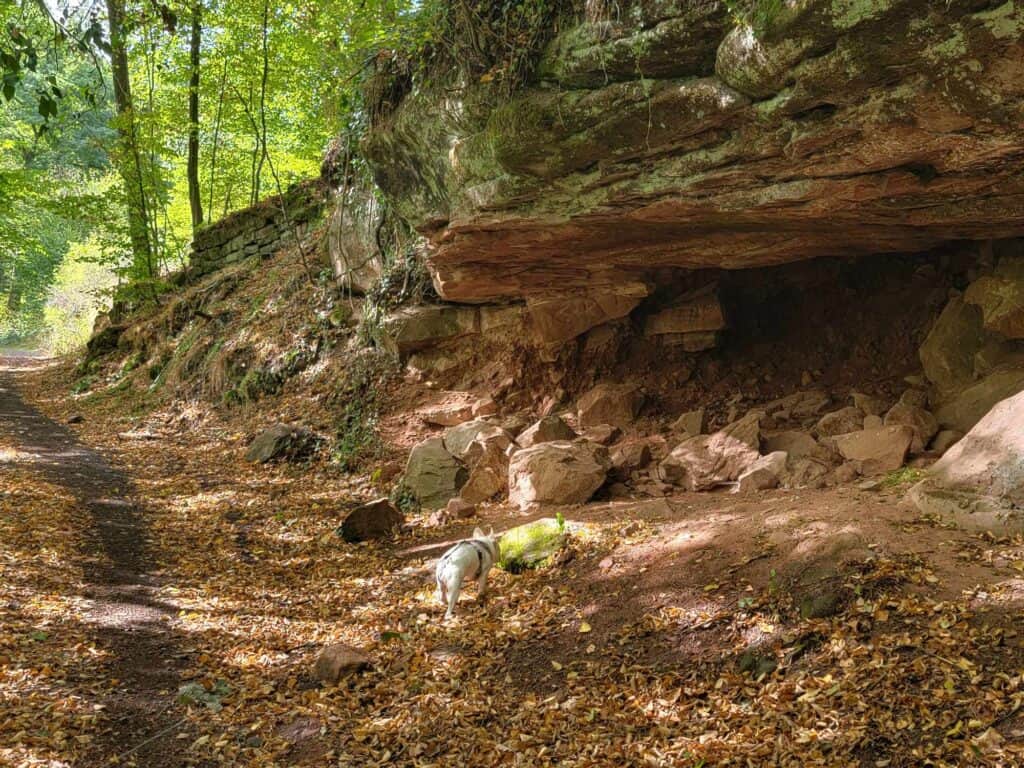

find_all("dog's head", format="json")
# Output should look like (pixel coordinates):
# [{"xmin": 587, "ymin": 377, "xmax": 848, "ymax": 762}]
[{"xmin": 473, "ymin": 526, "xmax": 501, "ymax": 559}]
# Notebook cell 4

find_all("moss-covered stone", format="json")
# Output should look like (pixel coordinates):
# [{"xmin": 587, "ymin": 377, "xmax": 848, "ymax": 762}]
[{"xmin": 498, "ymin": 517, "xmax": 566, "ymax": 572}]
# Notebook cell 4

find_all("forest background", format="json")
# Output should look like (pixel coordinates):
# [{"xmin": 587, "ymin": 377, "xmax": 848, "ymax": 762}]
[{"xmin": 0, "ymin": 0, "xmax": 426, "ymax": 350}]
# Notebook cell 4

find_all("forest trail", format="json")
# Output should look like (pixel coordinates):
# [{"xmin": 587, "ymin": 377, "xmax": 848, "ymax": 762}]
[
  {"xmin": 0, "ymin": 356, "xmax": 200, "ymax": 768},
  {"xmin": 5, "ymin": 355, "xmax": 1024, "ymax": 766}
]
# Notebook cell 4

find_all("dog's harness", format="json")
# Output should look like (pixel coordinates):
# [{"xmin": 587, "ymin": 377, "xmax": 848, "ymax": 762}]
[
  {"xmin": 466, "ymin": 540, "xmax": 490, "ymax": 574},
  {"xmin": 441, "ymin": 539, "xmax": 492, "ymax": 577}
]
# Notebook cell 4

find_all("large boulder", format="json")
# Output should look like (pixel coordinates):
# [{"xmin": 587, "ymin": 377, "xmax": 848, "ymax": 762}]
[
  {"xmin": 459, "ymin": 439, "xmax": 510, "ymax": 504},
  {"xmin": 934, "ymin": 367, "xmax": 1024, "ymax": 433},
  {"xmin": 715, "ymin": 24, "xmax": 806, "ymax": 99},
  {"xmin": 736, "ymin": 451, "xmax": 788, "ymax": 493},
  {"xmin": 508, "ymin": 440, "xmax": 610, "ymax": 509},
  {"xmin": 404, "ymin": 437, "xmax": 467, "ymax": 510},
  {"xmin": 831, "ymin": 425, "xmax": 913, "ymax": 475},
  {"xmin": 245, "ymin": 424, "xmax": 318, "ymax": 463},
  {"xmin": 658, "ymin": 411, "xmax": 761, "ymax": 491},
  {"xmin": 964, "ymin": 273, "xmax": 1024, "ymax": 339},
  {"xmin": 338, "ymin": 498, "xmax": 404, "ymax": 543},
  {"xmin": 910, "ymin": 389, "xmax": 1024, "ymax": 533},
  {"xmin": 919, "ymin": 296, "xmax": 986, "ymax": 396},
  {"xmin": 517, "ymin": 415, "xmax": 577, "ymax": 448},
  {"xmin": 577, "ymin": 382, "xmax": 643, "ymax": 429}
]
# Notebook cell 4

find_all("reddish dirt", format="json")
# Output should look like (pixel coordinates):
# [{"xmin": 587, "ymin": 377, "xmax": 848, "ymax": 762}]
[{"xmin": 401, "ymin": 482, "xmax": 1024, "ymax": 692}]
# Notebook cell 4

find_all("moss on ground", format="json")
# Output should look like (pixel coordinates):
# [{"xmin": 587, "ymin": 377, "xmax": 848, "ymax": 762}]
[{"xmin": 498, "ymin": 517, "xmax": 566, "ymax": 573}]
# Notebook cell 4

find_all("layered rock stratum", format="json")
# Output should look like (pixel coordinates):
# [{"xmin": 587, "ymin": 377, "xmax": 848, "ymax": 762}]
[{"xmin": 363, "ymin": 0, "xmax": 1024, "ymax": 302}]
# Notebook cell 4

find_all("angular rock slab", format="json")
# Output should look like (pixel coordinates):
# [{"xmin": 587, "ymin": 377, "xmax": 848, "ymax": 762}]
[
  {"xmin": 763, "ymin": 430, "xmax": 819, "ymax": 459},
  {"xmin": 964, "ymin": 273, "xmax": 1024, "ymax": 339},
  {"xmin": 910, "ymin": 389, "xmax": 1024, "ymax": 534},
  {"xmin": 517, "ymin": 415, "xmax": 577, "ymax": 448},
  {"xmin": 420, "ymin": 400, "xmax": 474, "ymax": 427},
  {"xmin": 527, "ymin": 285, "xmax": 648, "ymax": 344},
  {"xmin": 884, "ymin": 402, "xmax": 938, "ymax": 454},
  {"xmin": 443, "ymin": 420, "xmax": 510, "ymax": 460},
  {"xmin": 338, "ymin": 498, "xmax": 404, "ymax": 543},
  {"xmin": 508, "ymin": 440, "xmax": 610, "ymax": 510},
  {"xmin": 659, "ymin": 411, "xmax": 761, "ymax": 491},
  {"xmin": 919, "ymin": 296, "xmax": 986, "ymax": 397},
  {"xmin": 404, "ymin": 437, "xmax": 468, "ymax": 510},
  {"xmin": 379, "ymin": 305, "xmax": 479, "ymax": 356},
  {"xmin": 672, "ymin": 408, "xmax": 706, "ymax": 436},
  {"xmin": 245, "ymin": 424, "xmax": 317, "ymax": 463},
  {"xmin": 736, "ymin": 451, "xmax": 788, "ymax": 493},
  {"xmin": 815, "ymin": 407, "xmax": 865, "ymax": 438},
  {"xmin": 460, "ymin": 439, "xmax": 510, "ymax": 504},
  {"xmin": 643, "ymin": 288, "xmax": 725, "ymax": 337},
  {"xmin": 934, "ymin": 366, "xmax": 1024, "ymax": 433},
  {"xmin": 577, "ymin": 382, "xmax": 643, "ymax": 429},
  {"xmin": 831, "ymin": 425, "xmax": 913, "ymax": 475}
]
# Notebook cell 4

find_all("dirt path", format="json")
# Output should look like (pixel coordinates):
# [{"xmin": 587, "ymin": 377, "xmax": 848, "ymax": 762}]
[{"xmin": 0, "ymin": 357, "xmax": 199, "ymax": 767}]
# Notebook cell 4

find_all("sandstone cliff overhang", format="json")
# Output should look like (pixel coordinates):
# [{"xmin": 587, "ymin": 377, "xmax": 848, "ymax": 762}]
[{"xmin": 363, "ymin": 0, "xmax": 1024, "ymax": 303}]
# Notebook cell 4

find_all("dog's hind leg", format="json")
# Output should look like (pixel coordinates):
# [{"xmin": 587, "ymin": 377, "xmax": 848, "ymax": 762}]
[{"xmin": 445, "ymin": 579, "xmax": 461, "ymax": 619}]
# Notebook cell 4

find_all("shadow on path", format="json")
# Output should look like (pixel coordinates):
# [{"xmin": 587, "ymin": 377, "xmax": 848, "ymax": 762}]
[{"xmin": 0, "ymin": 357, "xmax": 201, "ymax": 767}]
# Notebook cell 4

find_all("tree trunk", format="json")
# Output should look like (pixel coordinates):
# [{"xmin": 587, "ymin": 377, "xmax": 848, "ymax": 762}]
[
  {"xmin": 105, "ymin": 0, "xmax": 155, "ymax": 279},
  {"xmin": 253, "ymin": 0, "xmax": 269, "ymax": 203},
  {"xmin": 207, "ymin": 57, "xmax": 228, "ymax": 223},
  {"xmin": 187, "ymin": 0, "xmax": 203, "ymax": 231}
]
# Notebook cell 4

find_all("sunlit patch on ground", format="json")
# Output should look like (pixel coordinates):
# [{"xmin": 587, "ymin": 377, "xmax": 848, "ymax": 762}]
[{"xmin": 0, "ymin": 445, "xmax": 32, "ymax": 463}]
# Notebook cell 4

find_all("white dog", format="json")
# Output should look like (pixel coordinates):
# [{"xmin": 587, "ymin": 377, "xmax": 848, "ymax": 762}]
[{"xmin": 435, "ymin": 527, "xmax": 500, "ymax": 619}]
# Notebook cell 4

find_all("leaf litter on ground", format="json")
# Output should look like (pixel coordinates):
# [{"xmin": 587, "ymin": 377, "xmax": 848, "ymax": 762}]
[{"xmin": 3, "ymin": 361, "xmax": 1024, "ymax": 766}]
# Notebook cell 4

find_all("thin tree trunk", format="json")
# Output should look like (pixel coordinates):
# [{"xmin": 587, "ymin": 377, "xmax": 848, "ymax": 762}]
[
  {"xmin": 207, "ymin": 57, "xmax": 228, "ymax": 223},
  {"xmin": 105, "ymin": 0, "xmax": 155, "ymax": 280},
  {"xmin": 248, "ymin": 83, "xmax": 258, "ymax": 205},
  {"xmin": 6, "ymin": 267, "xmax": 19, "ymax": 313},
  {"xmin": 187, "ymin": 0, "xmax": 203, "ymax": 231},
  {"xmin": 253, "ymin": 0, "xmax": 270, "ymax": 203}
]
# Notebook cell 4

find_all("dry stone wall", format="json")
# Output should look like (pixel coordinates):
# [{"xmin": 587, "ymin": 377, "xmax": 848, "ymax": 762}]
[{"xmin": 188, "ymin": 180, "xmax": 329, "ymax": 279}]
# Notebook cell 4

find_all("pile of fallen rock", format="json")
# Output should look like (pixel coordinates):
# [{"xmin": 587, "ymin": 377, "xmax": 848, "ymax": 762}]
[{"xmin": 397, "ymin": 376, "xmax": 960, "ymax": 522}]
